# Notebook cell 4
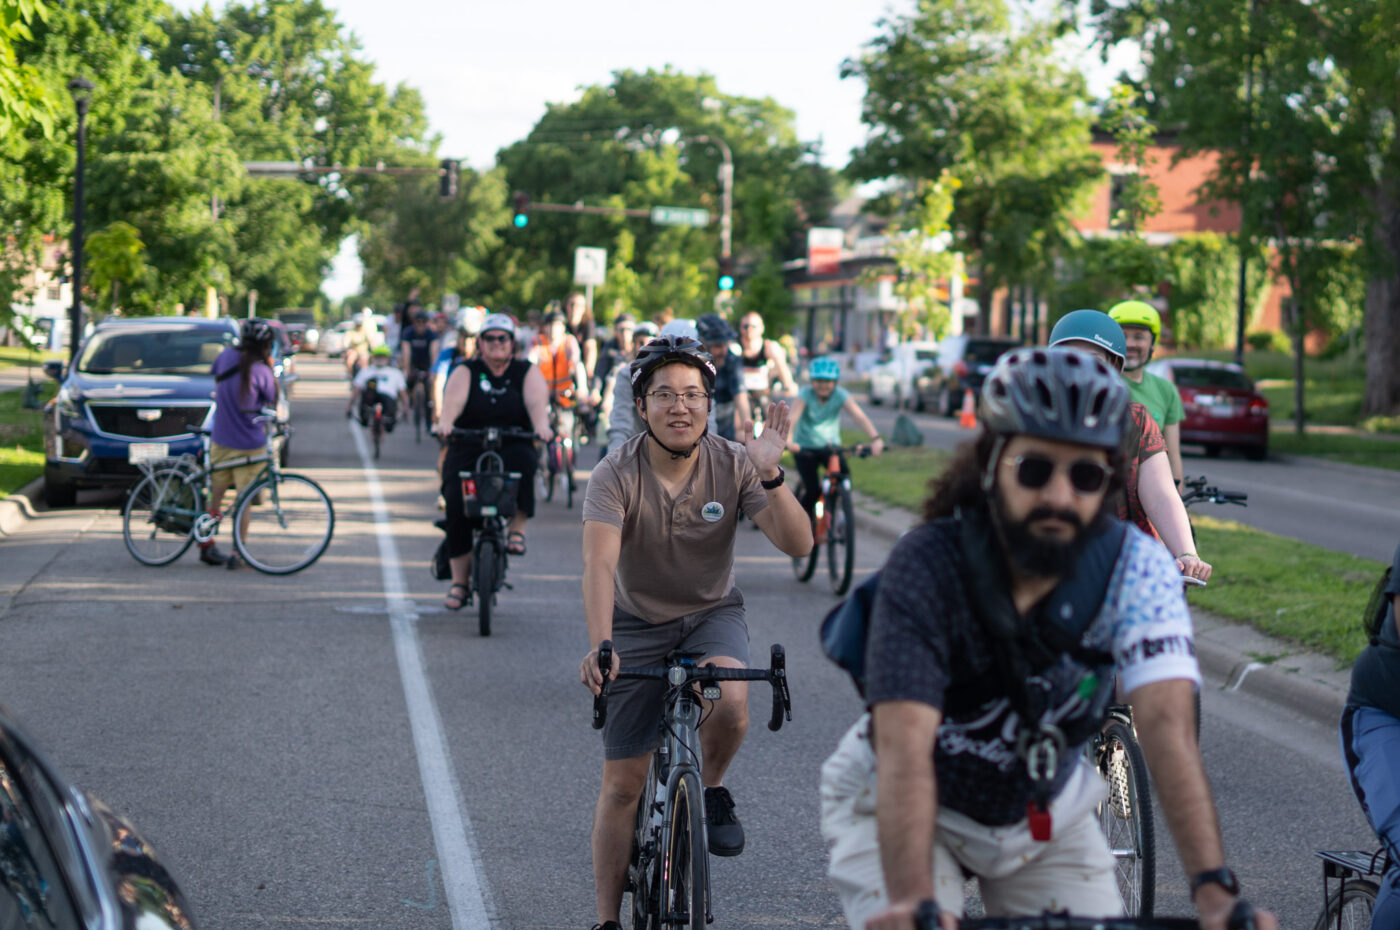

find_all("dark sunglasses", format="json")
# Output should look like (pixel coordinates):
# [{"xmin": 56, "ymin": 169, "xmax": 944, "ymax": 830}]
[
  {"xmin": 479, "ymin": 333, "xmax": 511, "ymax": 344},
  {"xmin": 1003, "ymin": 454, "xmax": 1111, "ymax": 494}
]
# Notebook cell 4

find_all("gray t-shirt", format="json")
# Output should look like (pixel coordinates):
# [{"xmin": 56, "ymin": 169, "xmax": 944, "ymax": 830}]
[{"xmin": 583, "ymin": 432, "xmax": 770, "ymax": 623}]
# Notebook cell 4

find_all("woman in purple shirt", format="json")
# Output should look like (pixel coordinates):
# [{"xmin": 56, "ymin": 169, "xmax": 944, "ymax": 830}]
[{"xmin": 201, "ymin": 319, "xmax": 278, "ymax": 568}]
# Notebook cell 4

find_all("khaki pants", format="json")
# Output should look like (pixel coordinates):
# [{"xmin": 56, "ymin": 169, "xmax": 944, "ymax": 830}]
[{"xmin": 819, "ymin": 715, "xmax": 1123, "ymax": 928}]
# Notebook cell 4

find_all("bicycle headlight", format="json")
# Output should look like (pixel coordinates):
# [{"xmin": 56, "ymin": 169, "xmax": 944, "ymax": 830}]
[{"xmin": 668, "ymin": 666, "xmax": 687, "ymax": 687}]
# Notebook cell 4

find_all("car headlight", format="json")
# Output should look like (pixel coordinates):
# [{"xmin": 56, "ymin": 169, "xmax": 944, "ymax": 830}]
[{"xmin": 56, "ymin": 387, "xmax": 79, "ymax": 420}]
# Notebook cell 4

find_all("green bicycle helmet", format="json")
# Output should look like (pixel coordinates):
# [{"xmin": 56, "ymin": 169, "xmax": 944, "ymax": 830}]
[
  {"xmin": 809, "ymin": 357, "xmax": 841, "ymax": 381},
  {"xmin": 370, "ymin": 344, "xmax": 392, "ymax": 357},
  {"xmin": 981, "ymin": 347, "xmax": 1129, "ymax": 450},
  {"xmin": 1049, "ymin": 309, "xmax": 1126, "ymax": 369},
  {"xmin": 1108, "ymin": 300, "xmax": 1162, "ymax": 342}
]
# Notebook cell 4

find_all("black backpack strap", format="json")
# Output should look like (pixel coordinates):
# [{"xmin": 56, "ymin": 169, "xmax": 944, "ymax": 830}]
[
  {"xmin": 1037, "ymin": 518, "xmax": 1129, "ymax": 663},
  {"xmin": 214, "ymin": 366, "xmax": 239, "ymax": 383}
]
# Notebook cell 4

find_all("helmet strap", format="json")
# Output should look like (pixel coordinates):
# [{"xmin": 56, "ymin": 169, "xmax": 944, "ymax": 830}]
[{"xmin": 645, "ymin": 423, "xmax": 707, "ymax": 460}]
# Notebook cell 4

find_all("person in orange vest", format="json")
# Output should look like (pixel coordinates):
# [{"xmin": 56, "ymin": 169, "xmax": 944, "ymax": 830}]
[{"xmin": 529, "ymin": 309, "xmax": 589, "ymax": 435}]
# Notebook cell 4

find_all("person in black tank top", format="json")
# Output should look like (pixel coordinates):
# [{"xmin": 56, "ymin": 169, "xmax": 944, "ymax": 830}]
[{"xmin": 434, "ymin": 314, "xmax": 554, "ymax": 611}]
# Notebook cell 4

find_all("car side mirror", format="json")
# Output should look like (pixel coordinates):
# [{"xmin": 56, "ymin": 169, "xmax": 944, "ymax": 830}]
[{"xmin": 42, "ymin": 359, "xmax": 64, "ymax": 381}]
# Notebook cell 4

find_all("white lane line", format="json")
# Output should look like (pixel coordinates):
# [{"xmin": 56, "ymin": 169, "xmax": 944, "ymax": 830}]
[{"xmin": 350, "ymin": 421, "xmax": 495, "ymax": 930}]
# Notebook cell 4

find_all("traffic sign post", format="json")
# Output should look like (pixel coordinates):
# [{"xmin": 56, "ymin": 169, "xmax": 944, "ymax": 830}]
[
  {"xmin": 650, "ymin": 206, "xmax": 710, "ymax": 228},
  {"xmin": 573, "ymin": 247, "xmax": 607, "ymax": 287}
]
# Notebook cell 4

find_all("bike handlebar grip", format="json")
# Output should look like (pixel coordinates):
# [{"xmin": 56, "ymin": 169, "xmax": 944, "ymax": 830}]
[
  {"xmin": 768, "ymin": 644, "xmax": 786, "ymax": 732},
  {"xmin": 591, "ymin": 640, "xmax": 613, "ymax": 730},
  {"xmin": 1224, "ymin": 491, "xmax": 1248, "ymax": 502}
]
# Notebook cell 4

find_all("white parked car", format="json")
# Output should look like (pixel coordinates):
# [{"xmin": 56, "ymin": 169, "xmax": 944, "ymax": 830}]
[
  {"xmin": 320, "ymin": 320, "xmax": 355, "ymax": 357},
  {"xmin": 867, "ymin": 341, "xmax": 940, "ymax": 408}
]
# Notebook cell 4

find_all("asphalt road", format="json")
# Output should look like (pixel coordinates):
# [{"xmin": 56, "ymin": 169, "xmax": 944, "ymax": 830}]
[
  {"xmin": 0, "ymin": 357, "xmax": 1377, "ymax": 930},
  {"xmin": 863, "ymin": 398, "xmax": 1400, "ymax": 563}
]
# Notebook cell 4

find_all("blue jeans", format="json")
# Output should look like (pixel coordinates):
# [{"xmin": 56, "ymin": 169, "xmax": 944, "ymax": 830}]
[{"xmin": 1341, "ymin": 704, "xmax": 1400, "ymax": 928}]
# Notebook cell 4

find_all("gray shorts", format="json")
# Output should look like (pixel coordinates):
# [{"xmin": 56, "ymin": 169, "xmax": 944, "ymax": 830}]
[{"xmin": 602, "ymin": 588, "xmax": 750, "ymax": 761}]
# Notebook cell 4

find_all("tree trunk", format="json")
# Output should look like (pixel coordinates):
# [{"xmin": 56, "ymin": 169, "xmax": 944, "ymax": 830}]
[
  {"xmin": 1291, "ymin": 301, "xmax": 1305, "ymax": 436},
  {"xmin": 1362, "ymin": 183, "xmax": 1400, "ymax": 417}
]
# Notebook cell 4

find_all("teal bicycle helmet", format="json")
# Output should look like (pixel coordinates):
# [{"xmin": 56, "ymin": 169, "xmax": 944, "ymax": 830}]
[
  {"xmin": 809, "ymin": 357, "xmax": 840, "ymax": 381},
  {"xmin": 980, "ymin": 347, "xmax": 1129, "ymax": 450},
  {"xmin": 1049, "ymin": 309, "xmax": 1126, "ymax": 369}
]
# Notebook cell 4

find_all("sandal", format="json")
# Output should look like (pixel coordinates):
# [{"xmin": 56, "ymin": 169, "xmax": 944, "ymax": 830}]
[
  {"xmin": 444, "ymin": 584, "xmax": 468, "ymax": 611},
  {"xmin": 506, "ymin": 532, "xmax": 527, "ymax": 556}
]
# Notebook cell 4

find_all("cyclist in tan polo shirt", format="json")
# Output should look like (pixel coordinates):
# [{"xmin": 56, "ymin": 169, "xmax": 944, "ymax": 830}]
[{"xmin": 579, "ymin": 334, "xmax": 812, "ymax": 930}]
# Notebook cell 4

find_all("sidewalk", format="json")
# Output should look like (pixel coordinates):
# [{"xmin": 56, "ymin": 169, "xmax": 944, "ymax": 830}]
[{"xmin": 849, "ymin": 491, "xmax": 1350, "ymax": 730}]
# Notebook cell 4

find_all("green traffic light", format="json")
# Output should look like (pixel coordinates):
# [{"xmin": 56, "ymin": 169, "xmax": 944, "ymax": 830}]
[
  {"xmin": 718, "ymin": 274, "xmax": 735, "ymax": 291},
  {"xmin": 513, "ymin": 213, "xmax": 529, "ymax": 229}
]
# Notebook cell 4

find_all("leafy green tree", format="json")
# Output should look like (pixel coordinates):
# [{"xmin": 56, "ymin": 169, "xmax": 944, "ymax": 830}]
[
  {"xmin": 843, "ymin": 0, "xmax": 1103, "ymax": 333},
  {"xmin": 489, "ymin": 68, "xmax": 834, "ymax": 326},
  {"xmin": 85, "ymin": 220, "xmax": 152, "ymax": 314},
  {"xmin": 866, "ymin": 172, "xmax": 961, "ymax": 340},
  {"xmin": 0, "ymin": 0, "xmax": 54, "ymax": 137},
  {"xmin": 1089, "ymin": 0, "xmax": 1398, "ymax": 417}
]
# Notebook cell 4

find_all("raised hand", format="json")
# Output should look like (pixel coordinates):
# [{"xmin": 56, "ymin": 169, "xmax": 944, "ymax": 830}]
[{"xmin": 744, "ymin": 400, "xmax": 791, "ymax": 479}]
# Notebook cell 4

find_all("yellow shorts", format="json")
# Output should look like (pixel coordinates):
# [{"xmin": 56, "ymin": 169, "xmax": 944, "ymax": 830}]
[{"xmin": 209, "ymin": 442, "xmax": 268, "ymax": 497}]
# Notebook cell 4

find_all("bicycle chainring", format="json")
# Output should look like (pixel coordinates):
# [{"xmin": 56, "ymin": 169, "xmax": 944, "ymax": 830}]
[{"xmin": 191, "ymin": 512, "xmax": 220, "ymax": 543}]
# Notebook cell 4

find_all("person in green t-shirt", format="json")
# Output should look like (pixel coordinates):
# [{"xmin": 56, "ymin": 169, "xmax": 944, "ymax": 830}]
[
  {"xmin": 785, "ymin": 356, "xmax": 883, "ymax": 525},
  {"xmin": 1110, "ymin": 300, "xmax": 1186, "ymax": 489}
]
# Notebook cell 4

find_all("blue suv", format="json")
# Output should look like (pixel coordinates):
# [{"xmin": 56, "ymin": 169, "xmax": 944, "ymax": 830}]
[{"xmin": 42, "ymin": 317, "xmax": 240, "ymax": 507}]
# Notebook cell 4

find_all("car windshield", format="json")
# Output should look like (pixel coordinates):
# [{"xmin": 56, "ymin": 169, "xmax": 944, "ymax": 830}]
[
  {"xmin": 1172, "ymin": 365, "xmax": 1254, "ymax": 391},
  {"xmin": 77, "ymin": 326, "xmax": 233, "ymax": 375},
  {"xmin": 965, "ymin": 340, "xmax": 1017, "ymax": 364},
  {"xmin": 915, "ymin": 349, "xmax": 938, "ymax": 362}
]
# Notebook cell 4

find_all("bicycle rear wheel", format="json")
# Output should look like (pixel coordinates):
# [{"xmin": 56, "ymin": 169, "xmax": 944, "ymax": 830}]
[
  {"xmin": 1312, "ymin": 879, "xmax": 1377, "ymax": 930},
  {"xmin": 660, "ymin": 773, "xmax": 707, "ymax": 930},
  {"xmin": 234, "ymin": 473, "xmax": 335, "ymax": 575},
  {"xmin": 123, "ymin": 468, "xmax": 201, "ymax": 566},
  {"xmin": 565, "ymin": 438, "xmax": 576, "ymax": 509},
  {"xmin": 474, "ymin": 537, "xmax": 498, "ymax": 637},
  {"xmin": 827, "ymin": 486, "xmax": 856, "ymax": 596},
  {"xmin": 1098, "ymin": 720, "xmax": 1156, "ymax": 917},
  {"xmin": 413, "ymin": 386, "xmax": 425, "ymax": 443},
  {"xmin": 543, "ymin": 442, "xmax": 558, "ymax": 503}
]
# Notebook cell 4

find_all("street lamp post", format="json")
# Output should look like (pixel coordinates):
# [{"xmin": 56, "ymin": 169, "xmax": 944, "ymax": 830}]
[
  {"xmin": 67, "ymin": 77, "xmax": 94, "ymax": 364},
  {"xmin": 691, "ymin": 134, "xmax": 733, "ymax": 261}
]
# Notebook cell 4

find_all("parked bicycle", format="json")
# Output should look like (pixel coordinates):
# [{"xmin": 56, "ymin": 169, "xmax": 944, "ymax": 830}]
[
  {"xmin": 122, "ymin": 414, "xmax": 334, "ymax": 575},
  {"xmin": 451, "ymin": 426, "xmax": 537, "ymax": 636},
  {"xmin": 591, "ymin": 641, "xmax": 792, "ymax": 930},
  {"xmin": 1313, "ymin": 846, "xmax": 1390, "ymax": 930},
  {"xmin": 791, "ymin": 444, "xmax": 870, "ymax": 596}
]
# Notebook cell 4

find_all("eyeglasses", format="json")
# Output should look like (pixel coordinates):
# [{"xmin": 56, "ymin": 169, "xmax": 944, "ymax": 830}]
[
  {"xmin": 646, "ymin": 390, "xmax": 710, "ymax": 410},
  {"xmin": 1002, "ymin": 454, "xmax": 1112, "ymax": 494},
  {"xmin": 480, "ymin": 333, "xmax": 511, "ymax": 344},
  {"xmin": 739, "ymin": 323, "xmax": 760, "ymax": 330}
]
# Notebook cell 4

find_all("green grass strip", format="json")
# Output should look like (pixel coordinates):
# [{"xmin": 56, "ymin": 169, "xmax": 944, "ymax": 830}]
[
  {"xmin": 0, "ymin": 382, "xmax": 56, "ymax": 497},
  {"xmin": 1269, "ymin": 430, "xmax": 1400, "ymax": 471}
]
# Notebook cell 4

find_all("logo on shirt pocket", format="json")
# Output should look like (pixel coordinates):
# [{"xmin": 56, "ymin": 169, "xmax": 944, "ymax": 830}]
[{"xmin": 701, "ymin": 501, "xmax": 725, "ymax": 523}]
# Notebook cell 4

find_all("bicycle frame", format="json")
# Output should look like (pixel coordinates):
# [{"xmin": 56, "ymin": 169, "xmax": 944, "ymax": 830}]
[{"xmin": 139, "ymin": 427, "xmax": 282, "ymax": 541}]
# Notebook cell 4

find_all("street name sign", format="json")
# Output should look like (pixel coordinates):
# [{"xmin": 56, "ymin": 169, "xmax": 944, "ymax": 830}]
[{"xmin": 650, "ymin": 206, "xmax": 710, "ymax": 228}]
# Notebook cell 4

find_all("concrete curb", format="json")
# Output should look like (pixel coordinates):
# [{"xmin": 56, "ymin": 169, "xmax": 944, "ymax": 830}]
[
  {"xmin": 849, "ymin": 491, "xmax": 1350, "ymax": 730},
  {"xmin": 0, "ymin": 477, "xmax": 43, "ymax": 536}
]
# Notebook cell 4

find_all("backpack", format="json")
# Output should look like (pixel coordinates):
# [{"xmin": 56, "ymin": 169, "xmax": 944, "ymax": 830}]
[
  {"xmin": 1363, "ymin": 566, "xmax": 1394, "ymax": 644},
  {"xmin": 820, "ymin": 514, "xmax": 1128, "ymax": 699}
]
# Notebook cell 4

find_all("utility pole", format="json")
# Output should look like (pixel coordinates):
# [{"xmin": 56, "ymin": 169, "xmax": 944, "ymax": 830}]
[{"xmin": 1233, "ymin": 0, "xmax": 1258, "ymax": 367}]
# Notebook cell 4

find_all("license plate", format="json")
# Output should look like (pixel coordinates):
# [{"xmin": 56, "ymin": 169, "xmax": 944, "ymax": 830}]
[
  {"xmin": 128, "ymin": 442, "xmax": 170, "ymax": 463},
  {"xmin": 1208, "ymin": 405, "xmax": 1239, "ymax": 419}
]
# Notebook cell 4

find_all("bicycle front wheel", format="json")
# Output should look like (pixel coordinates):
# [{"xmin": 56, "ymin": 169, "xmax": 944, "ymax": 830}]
[
  {"xmin": 827, "ymin": 487, "xmax": 856, "ymax": 596},
  {"xmin": 660, "ymin": 773, "xmax": 707, "ymax": 930},
  {"xmin": 233, "ymin": 473, "xmax": 335, "ymax": 575},
  {"xmin": 1098, "ymin": 721, "xmax": 1156, "ymax": 917},
  {"xmin": 1312, "ymin": 879, "xmax": 1377, "ymax": 930},
  {"xmin": 790, "ymin": 480, "xmax": 818, "ymax": 582},
  {"xmin": 627, "ymin": 758, "xmax": 663, "ymax": 930},
  {"xmin": 475, "ymin": 537, "xmax": 498, "ymax": 637},
  {"xmin": 123, "ymin": 468, "xmax": 201, "ymax": 566}
]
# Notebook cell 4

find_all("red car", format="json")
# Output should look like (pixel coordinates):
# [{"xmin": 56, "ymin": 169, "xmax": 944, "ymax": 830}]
[{"xmin": 1146, "ymin": 358, "xmax": 1269, "ymax": 460}]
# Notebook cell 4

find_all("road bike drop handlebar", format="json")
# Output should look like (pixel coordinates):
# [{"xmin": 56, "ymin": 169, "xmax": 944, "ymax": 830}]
[
  {"xmin": 912, "ymin": 906, "xmax": 1257, "ymax": 930},
  {"xmin": 591, "ymin": 640, "xmax": 793, "ymax": 733}
]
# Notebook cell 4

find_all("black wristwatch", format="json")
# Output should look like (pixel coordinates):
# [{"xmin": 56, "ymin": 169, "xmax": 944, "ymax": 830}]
[
  {"xmin": 1190, "ymin": 867, "xmax": 1240, "ymax": 900},
  {"xmin": 759, "ymin": 465, "xmax": 785, "ymax": 490}
]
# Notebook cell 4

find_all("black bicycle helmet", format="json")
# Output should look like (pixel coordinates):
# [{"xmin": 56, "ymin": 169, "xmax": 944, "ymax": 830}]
[
  {"xmin": 240, "ymin": 318, "xmax": 275, "ymax": 348},
  {"xmin": 980, "ymin": 347, "xmax": 1129, "ymax": 450},
  {"xmin": 629, "ymin": 335, "xmax": 716, "ymax": 396},
  {"xmin": 696, "ymin": 313, "xmax": 737, "ymax": 345}
]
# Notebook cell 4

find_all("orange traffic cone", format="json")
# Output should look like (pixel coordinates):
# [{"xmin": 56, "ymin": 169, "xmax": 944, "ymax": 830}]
[{"xmin": 958, "ymin": 388, "xmax": 977, "ymax": 429}]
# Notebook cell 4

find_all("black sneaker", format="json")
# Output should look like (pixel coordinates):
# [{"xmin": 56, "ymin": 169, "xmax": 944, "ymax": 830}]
[
  {"xmin": 704, "ymin": 786, "xmax": 744, "ymax": 857},
  {"xmin": 589, "ymin": 923, "xmax": 622, "ymax": 930},
  {"xmin": 199, "ymin": 545, "xmax": 230, "ymax": 566},
  {"xmin": 225, "ymin": 553, "xmax": 246, "ymax": 571}
]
